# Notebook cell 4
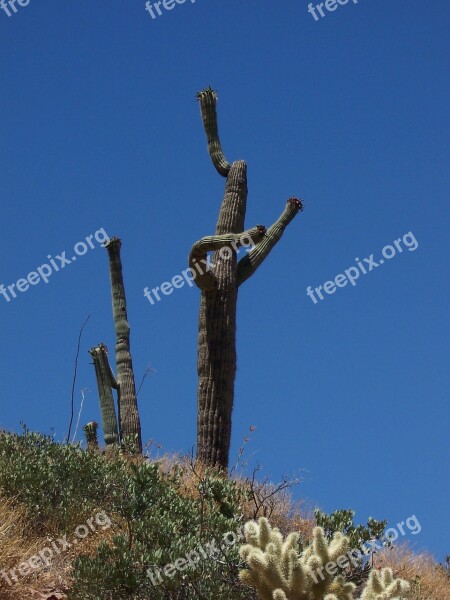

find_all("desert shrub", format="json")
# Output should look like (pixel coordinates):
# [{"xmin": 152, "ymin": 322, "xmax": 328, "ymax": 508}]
[
  {"xmin": 0, "ymin": 430, "xmax": 254, "ymax": 598},
  {"xmin": 314, "ymin": 508, "xmax": 389, "ymax": 586},
  {"xmin": 69, "ymin": 462, "xmax": 253, "ymax": 599},
  {"xmin": 0, "ymin": 427, "xmax": 121, "ymax": 532}
]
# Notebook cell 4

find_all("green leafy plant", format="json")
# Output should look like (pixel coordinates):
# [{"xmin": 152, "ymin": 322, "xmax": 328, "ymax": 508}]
[
  {"xmin": 314, "ymin": 508, "xmax": 390, "ymax": 585},
  {"xmin": 70, "ymin": 461, "xmax": 250, "ymax": 599},
  {"xmin": 0, "ymin": 426, "xmax": 120, "ymax": 532}
]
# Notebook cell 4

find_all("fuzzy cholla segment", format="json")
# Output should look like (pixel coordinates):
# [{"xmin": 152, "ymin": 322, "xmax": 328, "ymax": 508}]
[
  {"xmin": 358, "ymin": 568, "xmax": 410, "ymax": 600},
  {"xmin": 239, "ymin": 518, "xmax": 410, "ymax": 600}
]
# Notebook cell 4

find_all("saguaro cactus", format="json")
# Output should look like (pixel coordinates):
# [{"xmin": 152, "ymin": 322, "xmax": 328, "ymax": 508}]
[
  {"xmin": 105, "ymin": 237, "xmax": 142, "ymax": 454},
  {"xmin": 83, "ymin": 421, "xmax": 99, "ymax": 451},
  {"xmin": 192, "ymin": 87, "xmax": 304, "ymax": 469},
  {"xmin": 89, "ymin": 344, "xmax": 119, "ymax": 449}
]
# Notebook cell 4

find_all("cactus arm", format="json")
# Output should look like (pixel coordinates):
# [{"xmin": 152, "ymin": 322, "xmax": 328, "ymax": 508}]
[
  {"xmin": 196, "ymin": 86, "xmax": 231, "ymax": 177},
  {"xmin": 189, "ymin": 225, "xmax": 266, "ymax": 292},
  {"xmin": 105, "ymin": 237, "xmax": 142, "ymax": 454},
  {"xmin": 89, "ymin": 344, "xmax": 120, "ymax": 447},
  {"xmin": 237, "ymin": 197, "xmax": 304, "ymax": 286}
]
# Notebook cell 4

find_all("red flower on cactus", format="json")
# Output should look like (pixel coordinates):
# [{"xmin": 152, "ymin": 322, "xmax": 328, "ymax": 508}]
[{"xmin": 288, "ymin": 196, "xmax": 304, "ymax": 211}]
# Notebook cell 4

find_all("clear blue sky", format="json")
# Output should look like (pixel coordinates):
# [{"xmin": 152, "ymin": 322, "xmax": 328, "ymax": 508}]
[{"xmin": 1, "ymin": 0, "xmax": 448, "ymax": 561}]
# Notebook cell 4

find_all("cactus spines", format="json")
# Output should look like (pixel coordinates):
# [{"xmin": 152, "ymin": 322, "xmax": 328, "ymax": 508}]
[
  {"xmin": 105, "ymin": 237, "xmax": 142, "ymax": 454},
  {"xmin": 83, "ymin": 421, "xmax": 99, "ymax": 451},
  {"xmin": 89, "ymin": 344, "xmax": 119, "ymax": 448},
  {"xmin": 359, "ymin": 568, "xmax": 409, "ymax": 600},
  {"xmin": 192, "ymin": 87, "xmax": 303, "ymax": 470},
  {"xmin": 239, "ymin": 518, "xmax": 410, "ymax": 600}
]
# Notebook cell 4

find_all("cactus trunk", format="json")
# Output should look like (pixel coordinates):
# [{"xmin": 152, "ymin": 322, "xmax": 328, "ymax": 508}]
[
  {"xmin": 196, "ymin": 162, "xmax": 247, "ymax": 468},
  {"xmin": 106, "ymin": 237, "xmax": 142, "ymax": 454}
]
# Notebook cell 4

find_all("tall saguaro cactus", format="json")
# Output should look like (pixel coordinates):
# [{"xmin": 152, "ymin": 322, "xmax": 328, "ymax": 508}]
[
  {"xmin": 105, "ymin": 237, "xmax": 142, "ymax": 454},
  {"xmin": 192, "ymin": 87, "xmax": 304, "ymax": 470}
]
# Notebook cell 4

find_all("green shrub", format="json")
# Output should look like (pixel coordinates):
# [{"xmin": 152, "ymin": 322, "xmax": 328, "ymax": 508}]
[
  {"xmin": 0, "ymin": 427, "xmax": 119, "ymax": 532},
  {"xmin": 70, "ymin": 462, "xmax": 253, "ymax": 599},
  {"xmin": 314, "ymin": 508, "xmax": 389, "ymax": 586},
  {"xmin": 0, "ymin": 429, "xmax": 255, "ymax": 598}
]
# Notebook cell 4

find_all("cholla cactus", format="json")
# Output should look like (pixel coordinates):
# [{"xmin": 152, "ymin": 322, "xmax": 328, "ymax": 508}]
[
  {"xmin": 359, "ymin": 569, "xmax": 410, "ymax": 600},
  {"xmin": 239, "ymin": 518, "xmax": 410, "ymax": 600}
]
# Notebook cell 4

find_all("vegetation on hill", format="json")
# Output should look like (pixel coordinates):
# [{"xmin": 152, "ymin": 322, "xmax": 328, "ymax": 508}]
[{"xmin": 0, "ymin": 429, "xmax": 448, "ymax": 600}]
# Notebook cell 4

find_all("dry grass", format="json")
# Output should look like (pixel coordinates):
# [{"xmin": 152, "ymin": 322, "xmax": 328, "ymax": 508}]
[
  {"xmin": 0, "ymin": 497, "xmax": 37, "ymax": 571},
  {"xmin": 0, "ymin": 495, "xmax": 52, "ymax": 599},
  {"xmin": 374, "ymin": 544, "xmax": 450, "ymax": 600},
  {"xmin": 154, "ymin": 453, "xmax": 317, "ymax": 543},
  {"xmin": 0, "ymin": 494, "xmax": 119, "ymax": 600},
  {"xmin": 238, "ymin": 478, "xmax": 315, "ymax": 542}
]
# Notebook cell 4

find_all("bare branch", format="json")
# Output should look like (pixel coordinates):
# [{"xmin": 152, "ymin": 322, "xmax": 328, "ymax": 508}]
[{"xmin": 66, "ymin": 315, "xmax": 90, "ymax": 443}]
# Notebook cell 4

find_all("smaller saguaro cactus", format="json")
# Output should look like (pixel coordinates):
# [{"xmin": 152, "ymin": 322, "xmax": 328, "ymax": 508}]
[
  {"xmin": 83, "ymin": 421, "xmax": 99, "ymax": 451},
  {"xmin": 239, "ymin": 517, "xmax": 410, "ymax": 600},
  {"xmin": 89, "ymin": 344, "xmax": 120, "ymax": 449},
  {"xmin": 89, "ymin": 237, "xmax": 143, "ymax": 455},
  {"xmin": 105, "ymin": 237, "xmax": 142, "ymax": 454}
]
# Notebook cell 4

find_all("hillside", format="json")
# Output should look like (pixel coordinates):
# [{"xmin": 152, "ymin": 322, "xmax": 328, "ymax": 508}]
[{"xmin": 0, "ymin": 430, "xmax": 448, "ymax": 600}]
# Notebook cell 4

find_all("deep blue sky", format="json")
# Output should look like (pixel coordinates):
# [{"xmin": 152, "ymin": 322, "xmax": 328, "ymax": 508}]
[{"xmin": 1, "ymin": 1, "xmax": 448, "ymax": 560}]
